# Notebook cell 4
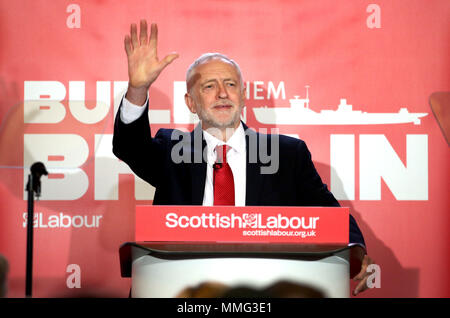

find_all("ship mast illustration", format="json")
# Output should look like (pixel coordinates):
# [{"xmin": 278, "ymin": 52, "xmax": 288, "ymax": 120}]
[{"xmin": 252, "ymin": 86, "xmax": 428, "ymax": 125}]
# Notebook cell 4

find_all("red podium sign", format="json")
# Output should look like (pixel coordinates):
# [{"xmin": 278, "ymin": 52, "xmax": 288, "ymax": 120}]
[{"xmin": 136, "ymin": 206, "xmax": 349, "ymax": 244}]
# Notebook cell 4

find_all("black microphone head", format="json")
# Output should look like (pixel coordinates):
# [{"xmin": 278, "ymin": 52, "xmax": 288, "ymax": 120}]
[
  {"xmin": 30, "ymin": 162, "xmax": 48, "ymax": 177},
  {"xmin": 28, "ymin": 162, "xmax": 47, "ymax": 196}
]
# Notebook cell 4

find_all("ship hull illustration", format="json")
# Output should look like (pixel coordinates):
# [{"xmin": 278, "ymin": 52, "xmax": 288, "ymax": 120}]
[{"xmin": 252, "ymin": 87, "xmax": 428, "ymax": 125}]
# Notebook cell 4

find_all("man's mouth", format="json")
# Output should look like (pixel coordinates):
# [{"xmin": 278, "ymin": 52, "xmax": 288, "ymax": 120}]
[{"xmin": 213, "ymin": 104, "xmax": 233, "ymax": 109}]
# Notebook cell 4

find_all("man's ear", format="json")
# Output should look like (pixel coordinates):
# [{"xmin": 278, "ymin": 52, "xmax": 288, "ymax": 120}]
[{"xmin": 185, "ymin": 93, "xmax": 197, "ymax": 114}]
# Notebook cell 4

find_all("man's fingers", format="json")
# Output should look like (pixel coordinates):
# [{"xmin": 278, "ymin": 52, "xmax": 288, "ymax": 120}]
[
  {"xmin": 351, "ymin": 255, "xmax": 375, "ymax": 295},
  {"xmin": 149, "ymin": 23, "xmax": 158, "ymax": 53},
  {"xmin": 353, "ymin": 277, "xmax": 368, "ymax": 296},
  {"xmin": 155, "ymin": 53, "xmax": 179, "ymax": 75},
  {"xmin": 124, "ymin": 35, "xmax": 132, "ymax": 56},
  {"xmin": 130, "ymin": 23, "xmax": 139, "ymax": 48},
  {"xmin": 353, "ymin": 266, "xmax": 367, "ymax": 281},
  {"xmin": 353, "ymin": 255, "xmax": 373, "ymax": 280},
  {"xmin": 362, "ymin": 254, "xmax": 371, "ymax": 266},
  {"xmin": 160, "ymin": 53, "xmax": 179, "ymax": 69},
  {"xmin": 125, "ymin": 20, "xmax": 176, "ymax": 89},
  {"xmin": 139, "ymin": 19, "xmax": 148, "ymax": 45}
]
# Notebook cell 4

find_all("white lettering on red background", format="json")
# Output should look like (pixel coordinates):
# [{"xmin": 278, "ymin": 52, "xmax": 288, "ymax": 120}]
[
  {"xmin": 165, "ymin": 212, "xmax": 320, "ymax": 230},
  {"xmin": 23, "ymin": 81, "xmax": 429, "ymax": 202}
]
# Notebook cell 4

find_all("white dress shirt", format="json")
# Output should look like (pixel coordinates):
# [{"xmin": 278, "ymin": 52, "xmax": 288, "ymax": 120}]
[
  {"xmin": 120, "ymin": 95, "xmax": 148, "ymax": 124},
  {"xmin": 120, "ymin": 95, "xmax": 247, "ymax": 206}
]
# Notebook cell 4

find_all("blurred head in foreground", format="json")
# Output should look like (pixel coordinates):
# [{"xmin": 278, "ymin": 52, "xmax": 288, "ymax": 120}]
[
  {"xmin": 0, "ymin": 254, "xmax": 9, "ymax": 298},
  {"xmin": 175, "ymin": 280, "xmax": 325, "ymax": 298}
]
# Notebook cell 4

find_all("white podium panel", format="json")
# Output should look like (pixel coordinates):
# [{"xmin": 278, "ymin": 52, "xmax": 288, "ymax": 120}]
[
  {"xmin": 131, "ymin": 254, "xmax": 349, "ymax": 298},
  {"xmin": 120, "ymin": 243, "xmax": 350, "ymax": 298}
]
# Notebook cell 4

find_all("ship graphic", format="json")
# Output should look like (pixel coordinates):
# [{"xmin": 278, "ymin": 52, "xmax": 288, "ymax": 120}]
[{"xmin": 252, "ymin": 86, "xmax": 428, "ymax": 125}]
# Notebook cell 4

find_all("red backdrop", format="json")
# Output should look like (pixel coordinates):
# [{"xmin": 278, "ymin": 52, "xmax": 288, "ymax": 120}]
[{"xmin": 0, "ymin": 0, "xmax": 449, "ymax": 297}]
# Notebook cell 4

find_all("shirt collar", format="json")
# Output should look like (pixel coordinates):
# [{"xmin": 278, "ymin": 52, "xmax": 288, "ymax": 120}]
[{"xmin": 202, "ymin": 122, "xmax": 246, "ymax": 156}]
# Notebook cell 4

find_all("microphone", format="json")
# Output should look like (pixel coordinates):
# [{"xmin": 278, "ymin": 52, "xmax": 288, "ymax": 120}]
[
  {"xmin": 26, "ymin": 162, "xmax": 48, "ymax": 198},
  {"xmin": 24, "ymin": 161, "xmax": 48, "ymax": 297}
]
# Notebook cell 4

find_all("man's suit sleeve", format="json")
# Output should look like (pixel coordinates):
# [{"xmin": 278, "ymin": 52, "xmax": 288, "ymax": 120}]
[
  {"xmin": 112, "ymin": 100, "xmax": 168, "ymax": 188},
  {"xmin": 294, "ymin": 139, "xmax": 338, "ymax": 207},
  {"xmin": 294, "ymin": 139, "xmax": 366, "ymax": 248}
]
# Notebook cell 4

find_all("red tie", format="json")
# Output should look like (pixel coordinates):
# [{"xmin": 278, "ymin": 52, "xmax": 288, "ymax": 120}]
[{"xmin": 213, "ymin": 145, "xmax": 235, "ymax": 206}]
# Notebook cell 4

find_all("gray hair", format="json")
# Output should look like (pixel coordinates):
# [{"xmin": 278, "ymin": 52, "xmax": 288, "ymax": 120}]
[{"xmin": 186, "ymin": 53, "xmax": 244, "ymax": 92}]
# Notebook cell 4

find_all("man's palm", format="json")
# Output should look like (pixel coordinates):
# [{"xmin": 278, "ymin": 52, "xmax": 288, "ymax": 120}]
[{"xmin": 124, "ymin": 20, "xmax": 178, "ymax": 89}]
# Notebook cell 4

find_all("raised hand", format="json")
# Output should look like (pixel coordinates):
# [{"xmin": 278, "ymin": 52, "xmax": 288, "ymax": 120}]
[{"xmin": 124, "ymin": 20, "xmax": 178, "ymax": 105}]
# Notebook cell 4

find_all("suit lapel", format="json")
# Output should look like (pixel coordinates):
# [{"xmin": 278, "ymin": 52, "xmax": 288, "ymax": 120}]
[
  {"xmin": 244, "ymin": 124, "xmax": 264, "ymax": 206},
  {"xmin": 188, "ymin": 122, "xmax": 265, "ymax": 206},
  {"xmin": 190, "ymin": 124, "xmax": 207, "ymax": 205}
]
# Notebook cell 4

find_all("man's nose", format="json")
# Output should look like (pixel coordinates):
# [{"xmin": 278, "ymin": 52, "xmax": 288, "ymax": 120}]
[{"xmin": 217, "ymin": 83, "xmax": 228, "ymax": 99}]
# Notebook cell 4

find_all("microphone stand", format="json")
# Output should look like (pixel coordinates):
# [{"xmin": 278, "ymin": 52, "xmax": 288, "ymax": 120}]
[{"xmin": 25, "ymin": 162, "xmax": 47, "ymax": 298}]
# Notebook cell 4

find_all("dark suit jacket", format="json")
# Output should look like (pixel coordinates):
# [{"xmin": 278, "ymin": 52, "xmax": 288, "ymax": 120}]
[{"xmin": 113, "ymin": 103, "xmax": 365, "ymax": 246}]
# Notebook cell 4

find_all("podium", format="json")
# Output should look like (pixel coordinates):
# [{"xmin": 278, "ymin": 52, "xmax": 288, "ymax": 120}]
[{"xmin": 119, "ymin": 206, "xmax": 351, "ymax": 298}]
